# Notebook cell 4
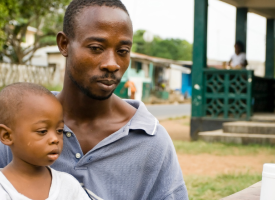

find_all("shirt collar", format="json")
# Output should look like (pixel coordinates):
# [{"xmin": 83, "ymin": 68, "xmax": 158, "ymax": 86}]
[
  {"xmin": 125, "ymin": 99, "xmax": 158, "ymax": 136},
  {"xmin": 52, "ymin": 91, "xmax": 158, "ymax": 136}
]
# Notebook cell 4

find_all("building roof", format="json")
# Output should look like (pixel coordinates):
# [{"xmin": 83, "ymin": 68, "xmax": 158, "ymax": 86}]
[
  {"xmin": 130, "ymin": 52, "xmax": 192, "ymax": 67},
  {"xmin": 219, "ymin": 0, "xmax": 275, "ymax": 18}
]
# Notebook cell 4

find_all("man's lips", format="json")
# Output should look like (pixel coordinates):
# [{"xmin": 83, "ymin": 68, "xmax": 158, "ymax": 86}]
[
  {"xmin": 47, "ymin": 149, "xmax": 60, "ymax": 161},
  {"xmin": 97, "ymin": 80, "xmax": 117, "ymax": 90},
  {"xmin": 97, "ymin": 80, "xmax": 117, "ymax": 86}
]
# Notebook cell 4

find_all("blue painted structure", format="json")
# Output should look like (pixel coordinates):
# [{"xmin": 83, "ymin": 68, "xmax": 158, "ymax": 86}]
[{"xmin": 181, "ymin": 73, "xmax": 192, "ymax": 97}]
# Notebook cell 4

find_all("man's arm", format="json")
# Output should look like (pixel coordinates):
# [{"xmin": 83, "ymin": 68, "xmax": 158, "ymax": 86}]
[
  {"xmin": 0, "ymin": 143, "xmax": 11, "ymax": 168},
  {"xmin": 147, "ymin": 125, "xmax": 189, "ymax": 200}
]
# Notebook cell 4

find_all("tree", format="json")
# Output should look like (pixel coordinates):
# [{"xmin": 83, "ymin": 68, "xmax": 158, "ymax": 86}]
[
  {"xmin": 0, "ymin": 0, "xmax": 70, "ymax": 64},
  {"xmin": 132, "ymin": 30, "xmax": 193, "ymax": 61}
]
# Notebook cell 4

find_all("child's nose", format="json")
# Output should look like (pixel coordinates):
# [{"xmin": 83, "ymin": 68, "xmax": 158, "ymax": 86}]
[{"xmin": 49, "ymin": 133, "xmax": 59, "ymax": 145}]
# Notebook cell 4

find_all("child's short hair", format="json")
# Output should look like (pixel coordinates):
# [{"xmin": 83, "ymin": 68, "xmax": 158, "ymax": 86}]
[{"xmin": 0, "ymin": 82, "xmax": 55, "ymax": 126}]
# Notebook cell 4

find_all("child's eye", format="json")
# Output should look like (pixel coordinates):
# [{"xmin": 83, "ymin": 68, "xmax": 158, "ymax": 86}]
[
  {"xmin": 57, "ymin": 129, "xmax": 64, "ymax": 135},
  {"xmin": 37, "ymin": 130, "xmax": 47, "ymax": 135}
]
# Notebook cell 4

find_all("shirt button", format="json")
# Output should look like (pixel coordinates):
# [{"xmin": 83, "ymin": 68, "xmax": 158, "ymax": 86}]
[
  {"xmin": 66, "ymin": 132, "xmax": 72, "ymax": 138},
  {"xmin": 75, "ymin": 153, "xmax": 81, "ymax": 159}
]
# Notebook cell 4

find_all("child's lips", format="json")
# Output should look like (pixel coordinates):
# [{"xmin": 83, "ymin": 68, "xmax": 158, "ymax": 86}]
[{"xmin": 47, "ymin": 149, "xmax": 60, "ymax": 161}]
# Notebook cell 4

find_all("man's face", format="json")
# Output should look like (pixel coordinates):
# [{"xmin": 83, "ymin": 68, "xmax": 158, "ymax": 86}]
[{"xmin": 67, "ymin": 6, "xmax": 133, "ymax": 100}]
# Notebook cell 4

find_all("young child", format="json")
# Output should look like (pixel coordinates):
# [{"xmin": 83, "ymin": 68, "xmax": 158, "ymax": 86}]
[{"xmin": 0, "ymin": 82, "xmax": 90, "ymax": 200}]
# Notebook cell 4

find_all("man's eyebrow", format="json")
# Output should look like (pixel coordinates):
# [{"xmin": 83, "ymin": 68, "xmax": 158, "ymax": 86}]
[
  {"xmin": 84, "ymin": 37, "xmax": 106, "ymax": 43},
  {"xmin": 120, "ymin": 40, "xmax": 132, "ymax": 46},
  {"xmin": 84, "ymin": 37, "xmax": 132, "ymax": 45}
]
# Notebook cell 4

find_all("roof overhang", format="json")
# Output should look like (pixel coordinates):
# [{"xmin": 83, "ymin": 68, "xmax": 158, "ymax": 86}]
[
  {"xmin": 170, "ymin": 64, "xmax": 191, "ymax": 74},
  {"xmin": 219, "ymin": 0, "xmax": 275, "ymax": 18},
  {"xmin": 130, "ymin": 52, "xmax": 189, "ymax": 68}
]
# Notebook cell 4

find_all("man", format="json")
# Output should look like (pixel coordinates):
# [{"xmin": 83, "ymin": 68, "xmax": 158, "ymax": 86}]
[{"xmin": 0, "ymin": 0, "xmax": 188, "ymax": 199}]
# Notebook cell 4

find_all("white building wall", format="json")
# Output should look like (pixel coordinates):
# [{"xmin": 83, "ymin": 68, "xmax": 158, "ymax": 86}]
[
  {"xmin": 47, "ymin": 53, "xmax": 66, "ymax": 85},
  {"xmin": 169, "ymin": 68, "xmax": 182, "ymax": 90}
]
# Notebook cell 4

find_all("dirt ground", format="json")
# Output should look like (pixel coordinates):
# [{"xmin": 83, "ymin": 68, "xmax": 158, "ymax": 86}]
[
  {"xmin": 177, "ymin": 153, "xmax": 274, "ymax": 176},
  {"xmin": 160, "ymin": 117, "xmax": 191, "ymax": 141},
  {"xmin": 160, "ymin": 118, "xmax": 275, "ymax": 176}
]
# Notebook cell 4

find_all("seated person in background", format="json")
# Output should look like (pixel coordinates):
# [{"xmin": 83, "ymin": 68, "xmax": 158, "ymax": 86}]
[
  {"xmin": 228, "ymin": 41, "xmax": 248, "ymax": 69},
  {"xmin": 0, "ymin": 83, "xmax": 90, "ymax": 200}
]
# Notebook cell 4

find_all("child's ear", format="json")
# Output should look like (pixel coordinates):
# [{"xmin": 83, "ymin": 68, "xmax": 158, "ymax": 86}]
[{"xmin": 0, "ymin": 124, "xmax": 13, "ymax": 146}]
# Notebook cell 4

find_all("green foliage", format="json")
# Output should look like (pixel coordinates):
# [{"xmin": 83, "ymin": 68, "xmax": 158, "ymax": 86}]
[
  {"xmin": 186, "ymin": 173, "xmax": 261, "ymax": 200},
  {"xmin": 132, "ymin": 30, "xmax": 193, "ymax": 61},
  {"xmin": 0, "ymin": 0, "xmax": 70, "ymax": 64},
  {"xmin": 44, "ymin": 84, "xmax": 63, "ymax": 92},
  {"xmin": 173, "ymin": 140, "xmax": 275, "ymax": 156}
]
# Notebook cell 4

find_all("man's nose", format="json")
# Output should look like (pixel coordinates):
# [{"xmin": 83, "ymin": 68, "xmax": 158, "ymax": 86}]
[{"xmin": 99, "ymin": 52, "xmax": 120, "ymax": 72}]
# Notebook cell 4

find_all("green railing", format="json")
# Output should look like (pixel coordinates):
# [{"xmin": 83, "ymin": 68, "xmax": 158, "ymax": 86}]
[{"xmin": 203, "ymin": 69, "xmax": 253, "ymax": 120}]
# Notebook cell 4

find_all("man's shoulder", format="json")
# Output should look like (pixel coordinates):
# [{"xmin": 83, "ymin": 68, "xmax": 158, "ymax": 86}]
[{"xmin": 153, "ymin": 123, "xmax": 175, "ymax": 151}]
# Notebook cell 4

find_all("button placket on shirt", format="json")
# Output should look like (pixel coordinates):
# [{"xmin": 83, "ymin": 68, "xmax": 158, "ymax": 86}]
[
  {"xmin": 64, "ymin": 130, "xmax": 83, "ymax": 162},
  {"xmin": 66, "ymin": 132, "xmax": 72, "ymax": 138},
  {"xmin": 75, "ymin": 153, "xmax": 81, "ymax": 159}
]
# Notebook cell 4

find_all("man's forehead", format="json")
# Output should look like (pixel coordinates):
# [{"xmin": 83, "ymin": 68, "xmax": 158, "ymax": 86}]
[{"xmin": 75, "ymin": 6, "xmax": 132, "ymax": 30}]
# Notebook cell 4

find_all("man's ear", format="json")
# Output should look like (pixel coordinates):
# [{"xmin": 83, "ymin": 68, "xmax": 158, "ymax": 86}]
[
  {"xmin": 57, "ymin": 31, "xmax": 69, "ymax": 57},
  {"xmin": 0, "ymin": 124, "xmax": 13, "ymax": 146}
]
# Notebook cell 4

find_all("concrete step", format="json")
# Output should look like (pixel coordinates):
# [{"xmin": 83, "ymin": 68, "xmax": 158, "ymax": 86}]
[
  {"xmin": 199, "ymin": 130, "xmax": 275, "ymax": 145},
  {"xmin": 223, "ymin": 121, "xmax": 275, "ymax": 134},
  {"xmin": 251, "ymin": 113, "xmax": 275, "ymax": 123}
]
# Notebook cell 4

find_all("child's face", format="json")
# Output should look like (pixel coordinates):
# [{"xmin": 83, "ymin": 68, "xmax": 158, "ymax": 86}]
[{"xmin": 11, "ymin": 94, "xmax": 64, "ymax": 166}]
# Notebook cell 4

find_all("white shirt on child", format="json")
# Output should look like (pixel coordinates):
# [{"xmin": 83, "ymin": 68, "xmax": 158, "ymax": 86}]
[
  {"xmin": 0, "ymin": 168, "xmax": 91, "ymax": 200},
  {"xmin": 230, "ymin": 52, "xmax": 246, "ymax": 68}
]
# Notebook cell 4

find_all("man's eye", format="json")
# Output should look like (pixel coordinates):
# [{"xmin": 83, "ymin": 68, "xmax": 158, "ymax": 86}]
[
  {"xmin": 118, "ymin": 49, "xmax": 129, "ymax": 55},
  {"xmin": 89, "ymin": 46, "xmax": 102, "ymax": 52}
]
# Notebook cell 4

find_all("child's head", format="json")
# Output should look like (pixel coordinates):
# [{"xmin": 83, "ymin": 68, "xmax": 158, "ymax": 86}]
[{"xmin": 0, "ymin": 82, "xmax": 64, "ymax": 167}]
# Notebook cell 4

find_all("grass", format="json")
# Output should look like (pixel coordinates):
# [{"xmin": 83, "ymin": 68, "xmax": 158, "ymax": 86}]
[
  {"xmin": 167, "ymin": 116, "xmax": 190, "ymax": 120},
  {"xmin": 0, "ymin": 84, "xmax": 63, "ymax": 92},
  {"xmin": 174, "ymin": 140, "xmax": 267, "ymax": 199},
  {"xmin": 44, "ymin": 85, "xmax": 63, "ymax": 91},
  {"xmin": 174, "ymin": 140, "xmax": 275, "ymax": 156},
  {"xmin": 185, "ymin": 173, "xmax": 261, "ymax": 200}
]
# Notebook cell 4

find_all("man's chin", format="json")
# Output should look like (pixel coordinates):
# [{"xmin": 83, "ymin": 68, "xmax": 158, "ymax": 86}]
[
  {"xmin": 81, "ymin": 89, "xmax": 115, "ymax": 101},
  {"xmin": 68, "ymin": 73, "xmax": 115, "ymax": 100}
]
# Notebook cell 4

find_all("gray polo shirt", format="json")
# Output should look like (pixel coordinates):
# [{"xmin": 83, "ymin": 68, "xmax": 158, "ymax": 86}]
[{"xmin": 0, "ymin": 99, "xmax": 188, "ymax": 200}]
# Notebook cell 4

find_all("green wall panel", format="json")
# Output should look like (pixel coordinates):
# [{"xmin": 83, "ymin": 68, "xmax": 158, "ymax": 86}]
[
  {"xmin": 191, "ymin": 0, "xmax": 208, "ymax": 117},
  {"xmin": 236, "ymin": 8, "xmax": 248, "ymax": 51},
  {"xmin": 114, "ymin": 81, "xmax": 128, "ymax": 99}
]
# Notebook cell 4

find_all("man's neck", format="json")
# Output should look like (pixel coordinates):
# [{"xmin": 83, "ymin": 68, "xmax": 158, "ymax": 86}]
[
  {"xmin": 57, "ymin": 74, "xmax": 137, "ymax": 152},
  {"xmin": 57, "ymin": 76, "xmax": 120, "ymax": 122}
]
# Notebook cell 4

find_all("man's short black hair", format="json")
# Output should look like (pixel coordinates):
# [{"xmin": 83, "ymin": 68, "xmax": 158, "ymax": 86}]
[{"xmin": 63, "ymin": 0, "xmax": 129, "ymax": 39}]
